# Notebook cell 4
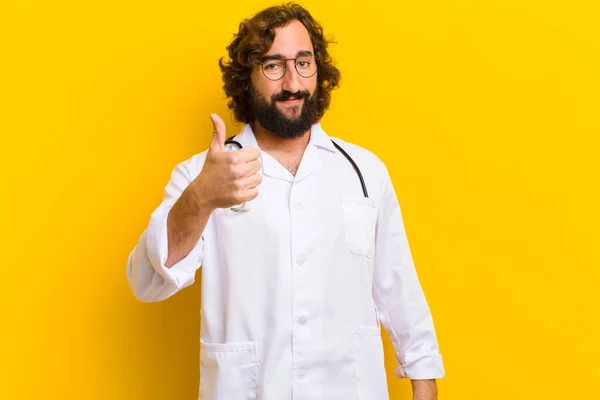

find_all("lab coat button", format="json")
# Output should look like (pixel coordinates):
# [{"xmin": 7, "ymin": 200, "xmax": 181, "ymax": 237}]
[
  {"xmin": 296, "ymin": 369, "xmax": 306, "ymax": 380},
  {"xmin": 296, "ymin": 255, "xmax": 306, "ymax": 266},
  {"xmin": 297, "ymin": 315, "xmax": 308, "ymax": 325},
  {"xmin": 295, "ymin": 202, "xmax": 304, "ymax": 211}
]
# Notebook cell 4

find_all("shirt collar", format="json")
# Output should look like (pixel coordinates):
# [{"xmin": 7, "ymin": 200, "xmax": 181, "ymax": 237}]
[
  {"xmin": 230, "ymin": 123, "xmax": 259, "ymax": 148},
  {"xmin": 308, "ymin": 122, "xmax": 337, "ymax": 153},
  {"xmin": 229, "ymin": 122, "xmax": 336, "ymax": 183}
]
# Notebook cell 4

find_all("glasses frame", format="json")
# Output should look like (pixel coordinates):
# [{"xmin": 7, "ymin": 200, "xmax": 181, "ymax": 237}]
[{"xmin": 258, "ymin": 54, "xmax": 318, "ymax": 81}]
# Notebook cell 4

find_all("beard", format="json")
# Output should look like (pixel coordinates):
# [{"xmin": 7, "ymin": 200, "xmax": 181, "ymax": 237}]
[{"xmin": 250, "ymin": 85, "xmax": 320, "ymax": 139}]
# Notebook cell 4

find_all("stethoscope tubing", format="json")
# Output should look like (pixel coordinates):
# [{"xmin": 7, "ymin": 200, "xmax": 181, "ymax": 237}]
[{"xmin": 224, "ymin": 137, "xmax": 369, "ymax": 202}]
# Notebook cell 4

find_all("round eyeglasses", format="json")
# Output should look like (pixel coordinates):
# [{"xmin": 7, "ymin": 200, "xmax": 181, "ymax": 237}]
[{"xmin": 258, "ymin": 54, "xmax": 318, "ymax": 81}]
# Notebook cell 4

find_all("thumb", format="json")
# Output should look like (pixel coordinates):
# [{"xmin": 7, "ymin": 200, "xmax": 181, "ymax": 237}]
[{"xmin": 209, "ymin": 113, "xmax": 226, "ymax": 152}]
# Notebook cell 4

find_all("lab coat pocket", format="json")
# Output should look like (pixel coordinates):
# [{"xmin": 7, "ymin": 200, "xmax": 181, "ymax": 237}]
[
  {"xmin": 340, "ymin": 196, "xmax": 377, "ymax": 258},
  {"xmin": 199, "ymin": 340, "xmax": 259, "ymax": 400},
  {"xmin": 355, "ymin": 327, "xmax": 389, "ymax": 400}
]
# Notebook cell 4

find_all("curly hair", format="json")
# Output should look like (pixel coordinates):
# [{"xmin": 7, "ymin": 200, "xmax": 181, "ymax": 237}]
[{"xmin": 218, "ymin": 3, "xmax": 341, "ymax": 124}]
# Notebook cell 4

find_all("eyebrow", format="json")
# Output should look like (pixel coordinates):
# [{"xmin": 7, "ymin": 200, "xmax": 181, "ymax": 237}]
[{"xmin": 261, "ymin": 50, "xmax": 313, "ymax": 62}]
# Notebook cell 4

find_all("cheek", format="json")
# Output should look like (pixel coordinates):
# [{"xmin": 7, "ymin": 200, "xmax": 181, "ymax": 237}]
[
  {"xmin": 251, "ymin": 71, "xmax": 280, "ymax": 99},
  {"xmin": 306, "ymin": 75, "xmax": 318, "ymax": 94}
]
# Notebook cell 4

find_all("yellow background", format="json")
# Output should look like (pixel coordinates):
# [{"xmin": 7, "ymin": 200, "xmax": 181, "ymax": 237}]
[{"xmin": 2, "ymin": 0, "xmax": 599, "ymax": 399}]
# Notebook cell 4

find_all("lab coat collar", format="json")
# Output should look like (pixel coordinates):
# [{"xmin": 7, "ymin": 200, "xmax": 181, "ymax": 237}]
[
  {"xmin": 309, "ymin": 122, "xmax": 337, "ymax": 153},
  {"xmin": 230, "ymin": 122, "xmax": 336, "ymax": 152},
  {"xmin": 230, "ymin": 123, "xmax": 259, "ymax": 149},
  {"xmin": 229, "ymin": 122, "xmax": 336, "ymax": 183}
]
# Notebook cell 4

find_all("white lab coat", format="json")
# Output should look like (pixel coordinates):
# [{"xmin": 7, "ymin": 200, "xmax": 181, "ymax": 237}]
[{"xmin": 126, "ymin": 123, "xmax": 445, "ymax": 400}]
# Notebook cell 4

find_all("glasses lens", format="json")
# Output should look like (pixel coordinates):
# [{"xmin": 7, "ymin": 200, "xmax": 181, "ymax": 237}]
[
  {"xmin": 262, "ymin": 60, "xmax": 285, "ymax": 80},
  {"xmin": 295, "ymin": 56, "xmax": 317, "ymax": 78}
]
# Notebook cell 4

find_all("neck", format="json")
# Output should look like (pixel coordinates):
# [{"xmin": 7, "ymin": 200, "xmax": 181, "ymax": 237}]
[{"xmin": 251, "ymin": 121, "xmax": 311, "ymax": 155}]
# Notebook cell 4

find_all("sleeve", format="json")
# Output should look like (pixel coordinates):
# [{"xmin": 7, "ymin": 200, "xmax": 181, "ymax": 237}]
[
  {"xmin": 372, "ymin": 173, "xmax": 445, "ymax": 379},
  {"xmin": 125, "ymin": 157, "xmax": 206, "ymax": 302}
]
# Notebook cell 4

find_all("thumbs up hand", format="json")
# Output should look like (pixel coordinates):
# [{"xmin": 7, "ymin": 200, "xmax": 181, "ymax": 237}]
[
  {"xmin": 208, "ymin": 113, "xmax": 227, "ymax": 153},
  {"xmin": 192, "ymin": 114, "xmax": 262, "ymax": 210}
]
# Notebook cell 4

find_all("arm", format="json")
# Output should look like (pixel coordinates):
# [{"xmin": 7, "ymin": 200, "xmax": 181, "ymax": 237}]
[
  {"xmin": 126, "ymin": 114, "xmax": 262, "ymax": 302},
  {"xmin": 165, "ymin": 176, "xmax": 215, "ymax": 268},
  {"xmin": 126, "ymin": 159, "xmax": 207, "ymax": 302},
  {"xmin": 412, "ymin": 379, "xmax": 438, "ymax": 400},
  {"xmin": 372, "ymin": 174, "xmax": 445, "ymax": 388}
]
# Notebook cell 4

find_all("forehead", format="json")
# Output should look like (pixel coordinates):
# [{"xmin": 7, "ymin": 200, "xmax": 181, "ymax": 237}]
[{"xmin": 266, "ymin": 19, "xmax": 314, "ymax": 57}]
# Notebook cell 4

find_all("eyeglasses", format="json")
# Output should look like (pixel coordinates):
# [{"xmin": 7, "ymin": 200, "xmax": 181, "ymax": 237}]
[{"xmin": 258, "ymin": 54, "xmax": 318, "ymax": 81}]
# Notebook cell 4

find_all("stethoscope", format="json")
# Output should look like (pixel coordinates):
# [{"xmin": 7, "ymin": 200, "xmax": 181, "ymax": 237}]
[{"xmin": 224, "ymin": 136, "xmax": 368, "ymax": 212}]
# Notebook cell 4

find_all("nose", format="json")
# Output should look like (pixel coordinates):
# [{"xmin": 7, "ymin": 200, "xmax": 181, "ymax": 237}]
[{"xmin": 281, "ymin": 60, "xmax": 302, "ymax": 93}]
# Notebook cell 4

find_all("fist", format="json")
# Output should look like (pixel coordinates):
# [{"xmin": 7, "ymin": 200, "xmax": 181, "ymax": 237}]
[{"xmin": 193, "ymin": 114, "xmax": 262, "ymax": 210}]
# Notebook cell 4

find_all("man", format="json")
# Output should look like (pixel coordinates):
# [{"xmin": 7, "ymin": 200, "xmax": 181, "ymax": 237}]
[{"xmin": 126, "ymin": 3, "xmax": 445, "ymax": 399}]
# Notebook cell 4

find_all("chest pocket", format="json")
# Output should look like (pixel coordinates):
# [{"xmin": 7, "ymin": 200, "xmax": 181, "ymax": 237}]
[{"xmin": 340, "ymin": 195, "xmax": 377, "ymax": 258}]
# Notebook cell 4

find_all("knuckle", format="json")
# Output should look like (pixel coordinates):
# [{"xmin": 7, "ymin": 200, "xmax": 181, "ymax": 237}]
[
  {"xmin": 232, "ymin": 180, "xmax": 243, "ymax": 190},
  {"xmin": 228, "ymin": 153, "xmax": 241, "ymax": 164},
  {"xmin": 230, "ymin": 166, "xmax": 243, "ymax": 179},
  {"xmin": 234, "ymin": 193, "xmax": 246, "ymax": 204},
  {"xmin": 227, "ymin": 163, "xmax": 238, "ymax": 176}
]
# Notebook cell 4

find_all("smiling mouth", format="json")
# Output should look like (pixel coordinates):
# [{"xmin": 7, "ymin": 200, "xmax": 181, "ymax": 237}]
[{"xmin": 280, "ymin": 98, "xmax": 303, "ymax": 105}]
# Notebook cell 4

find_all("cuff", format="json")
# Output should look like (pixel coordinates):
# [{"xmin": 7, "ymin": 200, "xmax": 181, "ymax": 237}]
[
  {"xmin": 396, "ymin": 353, "xmax": 445, "ymax": 380},
  {"xmin": 145, "ymin": 203, "xmax": 204, "ymax": 287}
]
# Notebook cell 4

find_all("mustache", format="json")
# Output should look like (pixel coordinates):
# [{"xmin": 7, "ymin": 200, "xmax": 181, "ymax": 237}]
[{"xmin": 272, "ymin": 90, "xmax": 311, "ymax": 102}]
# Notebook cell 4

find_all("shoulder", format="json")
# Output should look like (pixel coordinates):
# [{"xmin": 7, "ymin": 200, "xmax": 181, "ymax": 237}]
[
  {"xmin": 329, "ymin": 136, "xmax": 392, "ymax": 203},
  {"xmin": 329, "ymin": 136, "xmax": 389, "ymax": 178},
  {"xmin": 171, "ymin": 149, "xmax": 209, "ymax": 181}
]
